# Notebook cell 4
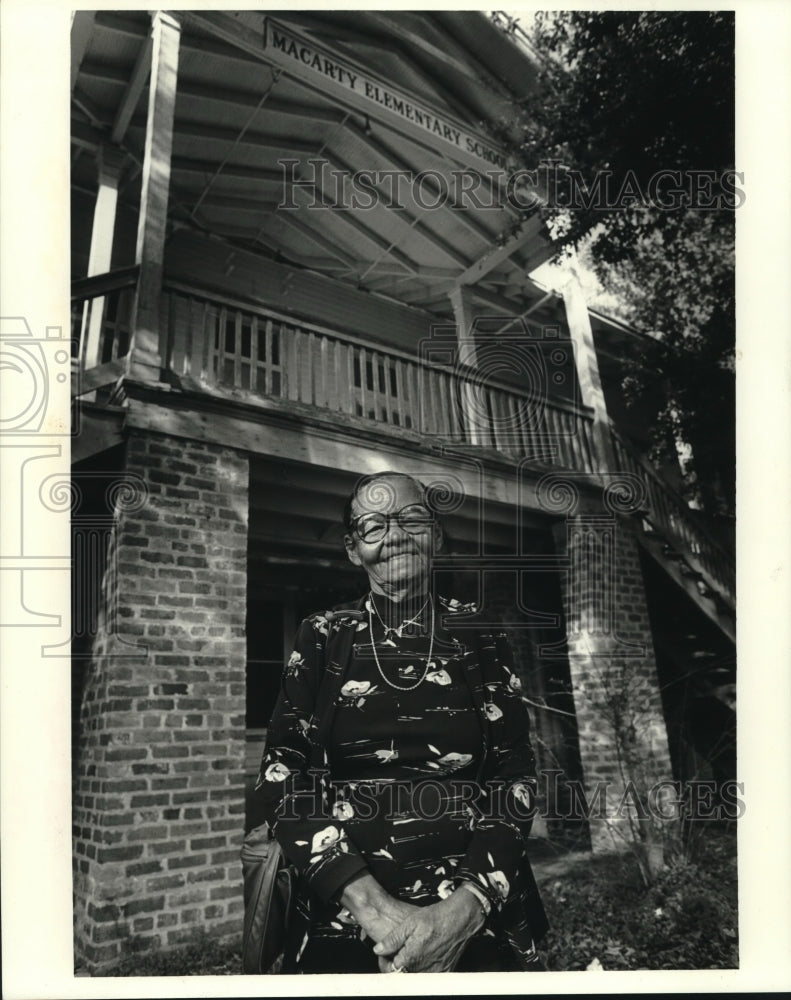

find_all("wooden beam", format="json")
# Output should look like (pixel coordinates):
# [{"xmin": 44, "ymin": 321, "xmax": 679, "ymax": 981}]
[
  {"xmin": 71, "ymin": 11, "xmax": 96, "ymax": 93},
  {"xmin": 274, "ymin": 212, "xmax": 361, "ymax": 271},
  {"xmin": 72, "ymin": 87, "xmax": 110, "ymax": 130},
  {"xmin": 184, "ymin": 11, "xmax": 514, "ymax": 177},
  {"xmin": 72, "ymin": 264, "xmax": 139, "ymax": 301},
  {"xmin": 453, "ymin": 213, "xmax": 543, "ymax": 288},
  {"xmin": 121, "ymin": 390, "xmax": 528, "ymax": 513},
  {"xmin": 71, "ymin": 118, "xmax": 111, "ymax": 155},
  {"xmin": 171, "ymin": 157, "xmax": 283, "ymax": 185},
  {"xmin": 72, "ymin": 358, "xmax": 127, "ymax": 396},
  {"xmin": 95, "ymin": 11, "xmax": 264, "ymax": 66},
  {"xmin": 177, "ymin": 82, "xmax": 344, "ymax": 127},
  {"xmin": 127, "ymin": 12, "xmax": 181, "ymax": 382},
  {"xmin": 637, "ymin": 533, "xmax": 735, "ymax": 642},
  {"xmin": 362, "ymin": 12, "xmax": 501, "ymax": 125},
  {"xmin": 191, "ymin": 222, "xmax": 351, "ymax": 272},
  {"xmin": 343, "ymin": 121, "xmax": 505, "ymax": 248},
  {"xmin": 93, "ymin": 11, "xmax": 148, "ymax": 39},
  {"xmin": 449, "ymin": 285, "xmax": 486, "ymax": 446},
  {"xmin": 79, "ymin": 145, "xmax": 128, "ymax": 371},
  {"xmin": 162, "ymin": 94, "xmax": 511, "ymax": 251},
  {"xmin": 111, "ymin": 31, "xmax": 153, "ymax": 144},
  {"xmin": 78, "ymin": 60, "xmax": 129, "ymax": 86},
  {"xmin": 561, "ymin": 272, "xmax": 616, "ymax": 473},
  {"xmin": 172, "ymin": 119, "xmax": 317, "ymax": 156},
  {"xmin": 295, "ymin": 12, "xmax": 486, "ymax": 127},
  {"xmin": 325, "ymin": 152, "xmax": 472, "ymax": 272},
  {"xmin": 71, "ymin": 404, "xmax": 126, "ymax": 464},
  {"xmin": 471, "ymin": 283, "xmax": 536, "ymax": 317}
]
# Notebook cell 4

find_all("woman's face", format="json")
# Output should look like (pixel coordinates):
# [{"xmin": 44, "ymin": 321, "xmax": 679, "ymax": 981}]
[{"xmin": 343, "ymin": 476, "xmax": 442, "ymax": 597}]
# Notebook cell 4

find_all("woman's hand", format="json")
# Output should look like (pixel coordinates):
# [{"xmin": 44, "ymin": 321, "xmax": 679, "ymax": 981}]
[
  {"xmin": 373, "ymin": 886, "xmax": 485, "ymax": 973},
  {"xmin": 339, "ymin": 874, "xmax": 419, "ymax": 946}
]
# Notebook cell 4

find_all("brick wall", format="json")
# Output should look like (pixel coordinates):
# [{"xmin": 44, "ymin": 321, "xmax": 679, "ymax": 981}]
[
  {"xmin": 73, "ymin": 430, "xmax": 249, "ymax": 971},
  {"xmin": 478, "ymin": 567, "xmax": 588, "ymax": 847},
  {"xmin": 552, "ymin": 508, "xmax": 676, "ymax": 854}
]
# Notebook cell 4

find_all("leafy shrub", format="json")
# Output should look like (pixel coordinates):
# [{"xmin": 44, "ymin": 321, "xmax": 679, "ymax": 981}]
[{"xmin": 540, "ymin": 828, "xmax": 738, "ymax": 970}]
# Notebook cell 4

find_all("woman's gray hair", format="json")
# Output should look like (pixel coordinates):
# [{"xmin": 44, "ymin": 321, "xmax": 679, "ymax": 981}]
[{"xmin": 342, "ymin": 471, "xmax": 428, "ymax": 531}]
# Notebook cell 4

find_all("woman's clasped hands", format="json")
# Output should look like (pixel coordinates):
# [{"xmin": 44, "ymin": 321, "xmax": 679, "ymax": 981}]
[
  {"xmin": 340, "ymin": 873, "xmax": 485, "ymax": 973},
  {"xmin": 373, "ymin": 887, "xmax": 486, "ymax": 973}
]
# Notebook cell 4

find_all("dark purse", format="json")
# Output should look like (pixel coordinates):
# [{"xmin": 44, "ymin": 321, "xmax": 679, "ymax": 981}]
[
  {"xmin": 241, "ymin": 822, "xmax": 296, "ymax": 974},
  {"xmin": 240, "ymin": 608, "xmax": 360, "ymax": 974}
]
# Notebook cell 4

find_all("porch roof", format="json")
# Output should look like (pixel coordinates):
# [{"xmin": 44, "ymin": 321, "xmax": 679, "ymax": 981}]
[{"xmin": 71, "ymin": 10, "xmax": 557, "ymax": 323}]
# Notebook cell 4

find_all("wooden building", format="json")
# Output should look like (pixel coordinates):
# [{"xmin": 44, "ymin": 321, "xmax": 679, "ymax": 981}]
[{"xmin": 69, "ymin": 10, "xmax": 735, "ymax": 970}]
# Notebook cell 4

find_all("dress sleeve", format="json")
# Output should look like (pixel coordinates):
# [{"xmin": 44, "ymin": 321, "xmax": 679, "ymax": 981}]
[
  {"xmin": 454, "ymin": 632, "xmax": 538, "ymax": 912},
  {"xmin": 254, "ymin": 615, "xmax": 369, "ymax": 904}
]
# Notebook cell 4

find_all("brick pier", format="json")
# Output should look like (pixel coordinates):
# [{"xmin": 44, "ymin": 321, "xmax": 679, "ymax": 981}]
[{"xmin": 72, "ymin": 431, "xmax": 249, "ymax": 970}]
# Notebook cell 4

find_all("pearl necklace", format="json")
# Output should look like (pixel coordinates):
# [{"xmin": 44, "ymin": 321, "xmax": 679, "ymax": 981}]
[{"xmin": 368, "ymin": 594, "xmax": 435, "ymax": 691}]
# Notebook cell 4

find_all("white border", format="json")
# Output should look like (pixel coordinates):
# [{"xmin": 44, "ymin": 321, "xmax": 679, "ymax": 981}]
[{"xmin": 1, "ymin": 2, "xmax": 790, "ymax": 996}]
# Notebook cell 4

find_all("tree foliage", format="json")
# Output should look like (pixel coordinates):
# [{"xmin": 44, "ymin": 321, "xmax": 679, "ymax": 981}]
[{"xmin": 492, "ymin": 11, "xmax": 736, "ymax": 522}]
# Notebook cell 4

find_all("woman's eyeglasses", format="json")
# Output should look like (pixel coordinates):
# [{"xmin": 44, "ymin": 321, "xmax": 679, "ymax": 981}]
[{"xmin": 350, "ymin": 504, "xmax": 435, "ymax": 543}]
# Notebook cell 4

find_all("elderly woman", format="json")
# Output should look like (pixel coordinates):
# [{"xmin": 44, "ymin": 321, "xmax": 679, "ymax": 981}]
[{"xmin": 255, "ymin": 471, "xmax": 547, "ymax": 973}]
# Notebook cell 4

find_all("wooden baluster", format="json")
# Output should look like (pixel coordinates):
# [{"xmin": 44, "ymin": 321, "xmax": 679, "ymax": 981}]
[
  {"xmin": 216, "ymin": 307, "xmax": 226, "ymax": 384},
  {"xmin": 331, "ymin": 337, "xmax": 342, "ymax": 412},
  {"xmin": 233, "ymin": 310, "xmax": 242, "ymax": 388},
  {"xmin": 309, "ymin": 332, "xmax": 320, "ymax": 407},
  {"xmin": 299, "ymin": 330, "xmax": 312, "ymax": 403},
  {"xmin": 568, "ymin": 412, "xmax": 583, "ymax": 471},
  {"xmin": 402, "ymin": 360, "xmax": 416, "ymax": 430},
  {"xmin": 381, "ymin": 354, "xmax": 394, "ymax": 424},
  {"xmin": 441, "ymin": 370, "xmax": 457, "ymax": 439},
  {"xmin": 285, "ymin": 325, "xmax": 298, "ymax": 400},
  {"xmin": 359, "ymin": 347, "xmax": 369, "ymax": 419},
  {"xmin": 555, "ymin": 409, "xmax": 569, "ymax": 468},
  {"xmin": 172, "ymin": 290, "xmax": 186, "ymax": 375},
  {"xmin": 372, "ymin": 350, "xmax": 383, "ymax": 420},
  {"xmin": 491, "ymin": 388, "xmax": 514, "ymax": 455},
  {"xmin": 249, "ymin": 314, "xmax": 259, "ymax": 392},
  {"xmin": 420, "ymin": 364, "xmax": 436, "ymax": 436},
  {"xmin": 263, "ymin": 319, "xmax": 273, "ymax": 395},
  {"xmin": 399, "ymin": 360, "xmax": 413, "ymax": 430},
  {"xmin": 585, "ymin": 418, "xmax": 596, "ymax": 473},
  {"xmin": 345, "ymin": 343, "xmax": 356, "ymax": 417},
  {"xmin": 321, "ymin": 336, "xmax": 334, "ymax": 410},
  {"xmin": 181, "ymin": 294, "xmax": 192, "ymax": 377},
  {"xmin": 503, "ymin": 393, "xmax": 520, "ymax": 459},
  {"xmin": 199, "ymin": 299, "xmax": 210, "ymax": 382},
  {"xmin": 445, "ymin": 370, "xmax": 461, "ymax": 440},
  {"xmin": 497, "ymin": 392, "xmax": 521, "ymax": 457}
]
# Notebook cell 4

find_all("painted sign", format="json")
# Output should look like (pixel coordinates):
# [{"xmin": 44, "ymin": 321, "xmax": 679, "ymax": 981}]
[{"xmin": 263, "ymin": 18, "xmax": 513, "ymax": 172}]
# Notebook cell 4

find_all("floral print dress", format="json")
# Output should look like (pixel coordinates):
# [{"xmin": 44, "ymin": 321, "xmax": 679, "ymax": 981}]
[{"xmin": 255, "ymin": 594, "xmax": 545, "ymax": 972}]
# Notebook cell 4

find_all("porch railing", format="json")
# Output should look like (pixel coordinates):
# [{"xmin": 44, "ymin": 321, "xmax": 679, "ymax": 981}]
[
  {"xmin": 611, "ymin": 427, "xmax": 735, "ymax": 606},
  {"xmin": 157, "ymin": 282, "xmax": 598, "ymax": 474},
  {"xmin": 71, "ymin": 276, "xmax": 733, "ymax": 610},
  {"xmin": 70, "ymin": 266, "xmax": 138, "ymax": 365}
]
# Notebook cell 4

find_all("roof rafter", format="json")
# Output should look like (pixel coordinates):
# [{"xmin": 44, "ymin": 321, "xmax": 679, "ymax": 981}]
[
  {"xmin": 453, "ymin": 213, "xmax": 544, "ymax": 288},
  {"xmin": 274, "ymin": 212, "xmax": 361, "ymax": 271},
  {"xmin": 94, "ymin": 11, "xmax": 265, "ymax": 66},
  {"xmin": 290, "ymin": 12, "xmax": 485, "ymax": 127},
  {"xmin": 171, "ymin": 156, "xmax": 283, "ymax": 185},
  {"xmin": 71, "ymin": 11, "xmax": 96, "ymax": 93},
  {"xmin": 111, "ymin": 31, "xmax": 153, "ymax": 144}
]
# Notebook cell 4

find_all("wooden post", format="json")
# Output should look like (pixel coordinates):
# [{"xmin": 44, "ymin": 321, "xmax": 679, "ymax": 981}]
[
  {"xmin": 127, "ymin": 11, "xmax": 181, "ymax": 383},
  {"xmin": 449, "ymin": 285, "xmax": 484, "ymax": 445},
  {"xmin": 562, "ymin": 271, "xmax": 616, "ymax": 473},
  {"xmin": 80, "ymin": 144, "xmax": 127, "ymax": 371}
]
